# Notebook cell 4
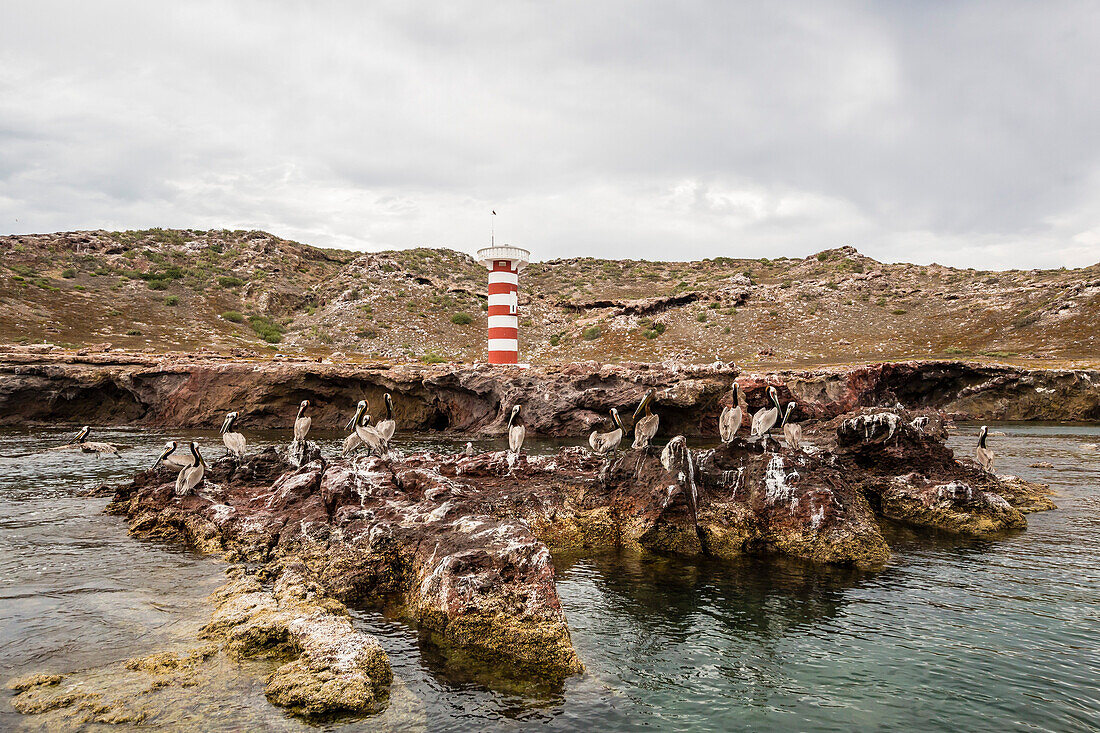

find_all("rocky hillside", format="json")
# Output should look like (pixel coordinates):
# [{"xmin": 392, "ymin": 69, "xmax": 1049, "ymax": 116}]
[{"xmin": 2, "ymin": 229, "xmax": 1098, "ymax": 367}]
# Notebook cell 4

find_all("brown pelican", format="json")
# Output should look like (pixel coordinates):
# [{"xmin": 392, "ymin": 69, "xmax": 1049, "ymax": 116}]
[
  {"xmin": 976, "ymin": 425, "xmax": 995, "ymax": 473},
  {"xmin": 347, "ymin": 400, "xmax": 388, "ymax": 457},
  {"xmin": 589, "ymin": 408, "xmax": 625, "ymax": 455},
  {"xmin": 632, "ymin": 389, "xmax": 659, "ymax": 449},
  {"xmin": 341, "ymin": 409, "xmax": 371, "ymax": 456},
  {"xmin": 376, "ymin": 393, "xmax": 396, "ymax": 442},
  {"xmin": 719, "ymin": 383, "xmax": 743, "ymax": 443},
  {"xmin": 293, "ymin": 400, "xmax": 311, "ymax": 442},
  {"xmin": 153, "ymin": 440, "xmax": 192, "ymax": 470},
  {"xmin": 175, "ymin": 441, "xmax": 205, "ymax": 496},
  {"xmin": 750, "ymin": 386, "xmax": 782, "ymax": 449},
  {"xmin": 220, "ymin": 411, "xmax": 246, "ymax": 458},
  {"xmin": 782, "ymin": 402, "xmax": 802, "ymax": 450},
  {"xmin": 58, "ymin": 426, "xmax": 121, "ymax": 456},
  {"xmin": 463, "ymin": 442, "xmax": 475, "ymax": 457},
  {"xmin": 507, "ymin": 405, "xmax": 525, "ymax": 455}
]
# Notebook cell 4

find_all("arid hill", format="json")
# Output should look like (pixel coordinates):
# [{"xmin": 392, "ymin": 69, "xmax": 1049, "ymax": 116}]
[{"xmin": 1, "ymin": 228, "xmax": 1097, "ymax": 367}]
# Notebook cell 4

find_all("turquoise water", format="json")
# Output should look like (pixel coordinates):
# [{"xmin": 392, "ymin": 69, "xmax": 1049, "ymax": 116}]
[{"xmin": 0, "ymin": 424, "xmax": 1097, "ymax": 731}]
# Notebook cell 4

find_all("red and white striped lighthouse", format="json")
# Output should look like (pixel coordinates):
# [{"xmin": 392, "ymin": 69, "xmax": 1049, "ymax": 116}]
[{"xmin": 477, "ymin": 244, "xmax": 530, "ymax": 365}]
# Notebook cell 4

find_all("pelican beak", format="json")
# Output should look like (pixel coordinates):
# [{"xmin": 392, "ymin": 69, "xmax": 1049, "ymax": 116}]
[
  {"xmin": 347, "ymin": 405, "xmax": 362, "ymax": 430},
  {"xmin": 153, "ymin": 445, "xmax": 171, "ymax": 469},
  {"xmin": 220, "ymin": 416, "xmax": 230, "ymax": 434}
]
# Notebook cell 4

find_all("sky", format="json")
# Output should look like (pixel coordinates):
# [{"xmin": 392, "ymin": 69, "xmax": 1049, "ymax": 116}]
[{"xmin": 1, "ymin": 1, "xmax": 1098, "ymax": 268}]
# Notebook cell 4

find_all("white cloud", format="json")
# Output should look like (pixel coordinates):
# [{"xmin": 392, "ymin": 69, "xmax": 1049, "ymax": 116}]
[{"xmin": 0, "ymin": 0, "xmax": 1097, "ymax": 268}]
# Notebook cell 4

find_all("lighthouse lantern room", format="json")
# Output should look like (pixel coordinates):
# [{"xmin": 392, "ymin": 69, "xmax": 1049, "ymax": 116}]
[{"xmin": 477, "ymin": 244, "xmax": 530, "ymax": 365}]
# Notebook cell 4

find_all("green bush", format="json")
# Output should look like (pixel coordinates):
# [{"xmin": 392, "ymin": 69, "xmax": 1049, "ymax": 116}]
[
  {"xmin": 582, "ymin": 325, "xmax": 601, "ymax": 341},
  {"xmin": 696, "ymin": 312, "xmax": 708, "ymax": 323},
  {"xmin": 248, "ymin": 315, "xmax": 285, "ymax": 343},
  {"xmin": 891, "ymin": 308, "xmax": 907, "ymax": 315},
  {"xmin": 147, "ymin": 279, "xmax": 168, "ymax": 290},
  {"xmin": 451, "ymin": 312, "xmax": 474, "ymax": 325},
  {"xmin": 817, "ymin": 252, "xmax": 828, "ymax": 261},
  {"xmin": 164, "ymin": 296, "xmax": 180, "ymax": 306},
  {"xmin": 421, "ymin": 353, "xmax": 447, "ymax": 364},
  {"xmin": 549, "ymin": 333, "xmax": 562, "ymax": 346},
  {"xmin": 125, "ymin": 328, "xmax": 142, "ymax": 336},
  {"xmin": 218, "ymin": 275, "xmax": 245, "ymax": 288},
  {"xmin": 221, "ymin": 310, "xmax": 245, "ymax": 323},
  {"xmin": 61, "ymin": 268, "xmax": 77, "ymax": 278},
  {"xmin": 643, "ymin": 329, "xmax": 661, "ymax": 339}
]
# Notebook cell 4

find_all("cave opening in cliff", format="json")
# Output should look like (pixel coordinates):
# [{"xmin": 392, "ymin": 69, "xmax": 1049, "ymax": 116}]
[{"xmin": 428, "ymin": 410, "xmax": 450, "ymax": 431}]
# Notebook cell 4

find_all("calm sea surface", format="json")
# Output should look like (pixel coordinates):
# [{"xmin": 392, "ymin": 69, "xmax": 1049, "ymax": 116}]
[{"xmin": 0, "ymin": 424, "xmax": 1097, "ymax": 731}]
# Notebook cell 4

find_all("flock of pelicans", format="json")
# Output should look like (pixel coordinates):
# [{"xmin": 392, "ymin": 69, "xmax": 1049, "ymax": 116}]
[{"xmin": 53, "ymin": 384, "xmax": 999, "ymax": 495}]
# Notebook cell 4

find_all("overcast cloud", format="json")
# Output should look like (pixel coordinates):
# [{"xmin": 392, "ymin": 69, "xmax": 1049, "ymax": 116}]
[{"xmin": 1, "ymin": 1, "xmax": 1098, "ymax": 268}]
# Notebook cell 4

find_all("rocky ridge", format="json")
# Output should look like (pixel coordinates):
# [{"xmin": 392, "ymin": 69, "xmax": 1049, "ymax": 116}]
[{"xmin": 1, "ymin": 229, "xmax": 1097, "ymax": 366}]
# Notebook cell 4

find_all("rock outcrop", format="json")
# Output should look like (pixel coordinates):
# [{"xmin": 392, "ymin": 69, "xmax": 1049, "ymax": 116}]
[{"xmin": 0, "ymin": 352, "xmax": 1098, "ymax": 435}]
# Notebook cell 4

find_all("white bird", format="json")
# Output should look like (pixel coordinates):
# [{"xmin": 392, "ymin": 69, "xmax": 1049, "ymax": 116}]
[
  {"xmin": 293, "ymin": 400, "xmax": 312, "ymax": 442},
  {"xmin": 782, "ymin": 402, "xmax": 802, "ymax": 450},
  {"xmin": 750, "ymin": 386, "xmax": 782, "ymax": 450},
  {"xmin": 589, "ymin": 408, "xmax": 626, "ymax": 455},
  {"xmin": 976, "ymin": 425, "xmax": 995, "ymax": 473},
  {"xmin": 463, "ymin": 442, "xmax": 475, "ymax": 457},
  {"xmin": 220, "ymin": 411, "xmax": 246, "ymax": 459},
  {"xmin": 175, "ymin": 441, "xmax": 205, "ymax": 496},
  {"xmin": 719, "ymin": 382, "xmax": 743, "ymax": 443},
  {"xmin": 153, "ymin": 440, "xmax": 192, "ymax": 470},
  {"xmin": 507, "ymin": 405, "xmax": 525, "ymax": 455},
  {"xmin": 341, "ymin": 409, "xmax": 371, "ymax": 456},
  {"xmin": 632, "ymin": 389, "xmax": 659, "ymax": 449},
  {"xmin": 375, "ymin": 393, "xmax": 397, "ymax": 442},
  {"xmin": 347, "ymin": 400, "xmax": 388, "ymax": 457},
  {"xmin": 58, "ymin": 426, "xmax": 121, "ymax": 456}
]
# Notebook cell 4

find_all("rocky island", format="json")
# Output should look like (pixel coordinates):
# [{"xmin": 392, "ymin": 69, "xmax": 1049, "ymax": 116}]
[{"xmin": 9, "ymin": 388, "xmax": 1051, "ymax": 721}]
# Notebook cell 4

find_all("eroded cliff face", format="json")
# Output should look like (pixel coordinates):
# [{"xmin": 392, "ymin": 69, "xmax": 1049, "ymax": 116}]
[{"xmin": 0, "ymin": 353, "xmax": 1097, "ymax": 434}]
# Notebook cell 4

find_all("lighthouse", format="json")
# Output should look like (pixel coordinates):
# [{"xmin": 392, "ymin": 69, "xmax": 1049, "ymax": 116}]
[{"xmin": 477, "ymin": 244, "xmax": 530, "ymax": 365}]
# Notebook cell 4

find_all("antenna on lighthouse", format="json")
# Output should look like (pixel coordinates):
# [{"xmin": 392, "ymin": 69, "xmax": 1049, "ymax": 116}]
[{"xmin": 490, "ymin": 210, "xmax": 497, "ymax": 247}]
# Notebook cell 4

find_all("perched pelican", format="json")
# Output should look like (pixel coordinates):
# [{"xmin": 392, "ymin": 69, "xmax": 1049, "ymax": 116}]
[
  {"xmin": 220, "ymin": 411, "xmax": 246, "ymax": 459},
  {"xmin": 153, "ymin": 440, "xmax": 192, "ymax": 470},
  {"xmin": 341, "ymin": 409, "xmax": 371, "ymax": 456},
  {"xmin": 507, "ymin": 405, "xmax": 525, "ymax": 455},
  {"xmin": 65, "ymin": 426, "xmax": 121, "ymax": 456},
  {"xmin": 750, "ymin": 386, "xmax": 782, "ymax": 449},
  {"xmin": 347, "ymin": 400, "xmax": 388, "ymax": 457},
  {"xmin": 589, "ymin": 408, "xmax": 626, "ymax": 456},
  {"xmin": 175, "ymin": 442, "xmax": 205, "ymax": 496},
  {"xmin": 463, "ymin": 442, "xmax": 475, "ymax": 457},
  {"xmin": 293, "ymin": 400, "xmax": 312, "ymax": 442},
  {"xmin": 375, "ymin": 393, "xmax": 397, "ymax": 442},
  {"xmin": 782, "ymin": 402, "xmax": 802, "ymax": 450},
  {"xmin": 976, "ymin": 425, "xmax": 995, "ymax": 473},
  {"xmin": 719, "ymin": 383, "xmax": 743, "ymax": 443},
  {"xmin": 632, "ymin": 389, "xmax": 659, "ymax": 449}
]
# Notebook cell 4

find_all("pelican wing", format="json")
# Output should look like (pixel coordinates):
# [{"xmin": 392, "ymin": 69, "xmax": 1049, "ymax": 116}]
[
  {"xmin": 976, "ymin": 446, "xmax": 995, "ymax": 472},
  {"xmin": 161, "ymin": 455, "xmax": 192, "ymax": 470},
  {"xmin": 376, "ymin": 419, "xmax": 396, "ymax": 442},
  {"xmin": 222, "ymin": 432, "xmax": 246, "ymax": 458},
  {"xmin": 342, "ymin": 432, "xmax": 365, "ymax": 456},
  {"xmin": 784, "ymin": 423, "xmax": 802, "ymax": 450},
  {"xmin": 294, "ymin": 416, "xmax": 312, "ymax": 442},
  {"xmin": 719, "ymin": 405, "xmax": 742, "ymax": 443},
  {"xmin": 632, "ymin": 414, "xmax": 659, "ymax": 449},
  {"xmin": 509, "ymin": 425, "xmax": 526, "ymax": 454},
  {"xmin": 81, "ymin": 441, "xmax": 119, "ymax": 455},
  {"xmin": 175, "ymin": 463, "xmax": 204, "ymax": 496},
  {"xmin": 750, "ymin": 407, "xmax": 778, "ymax": 438},
  {"xmin": 590, "ymin": 427, "xmax": 622, "ymax": 455},
  {"xmin": 354, "ymin": 423, "xmax": 388, "ymax": 457}
]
